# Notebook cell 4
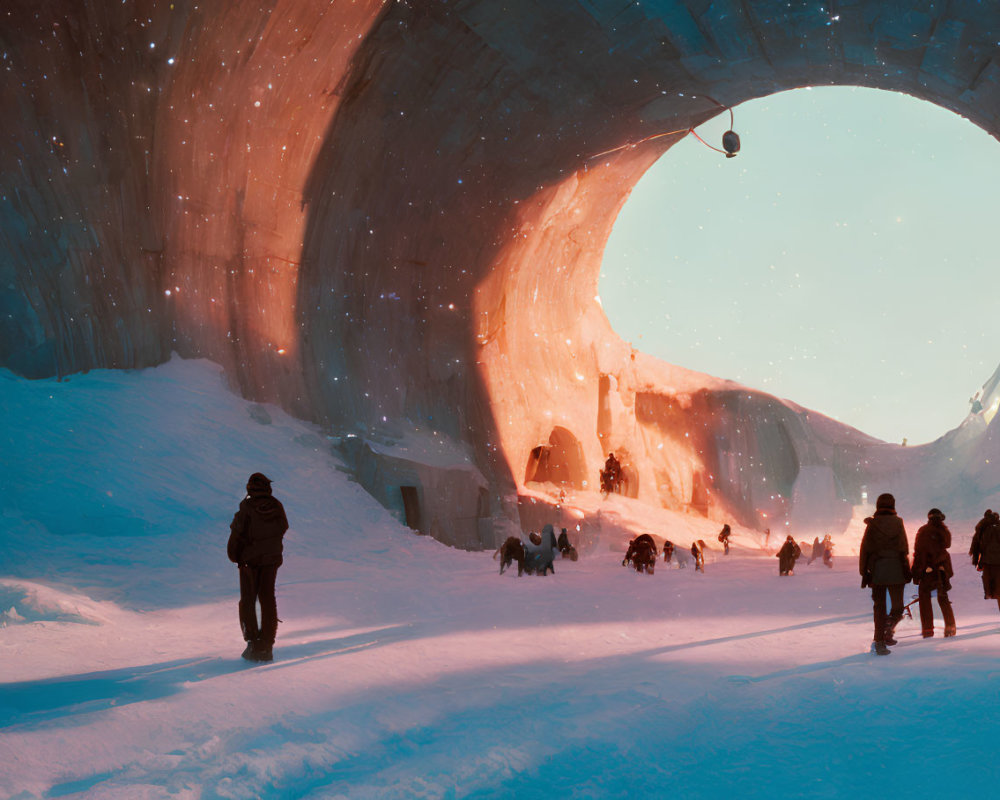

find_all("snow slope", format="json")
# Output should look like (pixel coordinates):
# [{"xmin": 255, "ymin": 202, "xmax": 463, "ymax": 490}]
[{"xmin": 2, "ymin": 357, "xmax": 999, "ymax": 799}]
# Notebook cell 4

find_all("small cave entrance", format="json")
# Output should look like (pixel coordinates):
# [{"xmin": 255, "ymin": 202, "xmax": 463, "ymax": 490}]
[
  {"xmin": 524, "ymin": 426, "xmax": 587, "ymax": 489},
  {"xmin": 400, "ymin": 486, "xmax": 422, "ymax": 532}
]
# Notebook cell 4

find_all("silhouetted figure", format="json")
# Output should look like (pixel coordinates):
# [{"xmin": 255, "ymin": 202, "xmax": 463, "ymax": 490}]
[
  {"xmin": 717, "ymin": 524, "xmax": 732, "ymax": 555},
  {"xmin": 557, "ymin": 527, "xmax": 578, "ymax": 561},
  {"xmin": 601, "ymin": 452, "xmax": 622, "ymax": 495},
  {"xmin": 859, "ymin": 493, "xmax": 910, "ymax": 655},
  {"xmin": 691, "ymin": 540, "xmax": 705, "ymax": 573},
  {"xmin": 227, "ymin": 473, "xmax": 289, "ymax": 663},
  {"xmin": 777, "ymin": 535, "xmax": 801, "ymax": 576},
  {"xmin": 764, "ymin": 528, "xmax": 771, "ymax": 549},
  {"xmin": 971, "ymin": 509, "xmax": 1000, "ymax": 613},
  {"xmin": 662, "ymin": 540, "xmax": 675, "ymax": 564},
  {"xmin": 912, "ymin": 508, "xmax": 956, "ymax": 638},
  {"xmin": 623, "ymin": 533, "xmax": 658, "ymax": 574},
  {"xmin": 821, "ymin": 534, "xmax": 834, "ymax": 568},
  {"xmin": 524, "ymin": 524, "xmax": 558, "ymax": 575},
  {"xmin": 970, "ymin": 509, "xmax": 995, "ymax": 568}
]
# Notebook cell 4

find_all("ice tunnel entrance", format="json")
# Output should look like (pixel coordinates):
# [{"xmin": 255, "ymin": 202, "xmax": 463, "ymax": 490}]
[
  {"xmin": 524, "ymin": 426, "xmax": 587, "ymax": 490},
  {"xmin": 600, "ymin": 86, "xmax": 1000, "ymax": 446}
]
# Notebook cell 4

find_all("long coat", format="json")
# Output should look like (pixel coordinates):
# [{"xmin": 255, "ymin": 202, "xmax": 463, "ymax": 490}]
[
  {"xmin": 228, "ymin": 490, "xmax": 289, "ymax": 567},
  {"xmin": 912, "ymin": 519, "xmax": 953, "ymax": 590},
  {"xmin": 777, "ymin": 539, "xmax": 801, "ymax": 574},
  {"xmin": 859, "ymin": 510, "xmax": 909, "ymax": 585}
]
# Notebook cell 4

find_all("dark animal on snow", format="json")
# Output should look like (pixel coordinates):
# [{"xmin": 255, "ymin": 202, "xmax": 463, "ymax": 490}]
[
  {"xmin": 662, "ymin": 540, "xmax": 675, "ymax": 563},
  {"xmin": 624, "ymin": 533, "xmax": 658, "ymax": 574},
  {"xmin": 494, "ymin": 536, "xmax": 526, "ymax": 576}
]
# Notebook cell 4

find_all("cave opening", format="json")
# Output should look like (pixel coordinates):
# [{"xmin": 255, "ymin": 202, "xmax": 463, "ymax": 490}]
[{"xmin": 599, "ymin": 86, "xmax": 1000, "ymax": 447}]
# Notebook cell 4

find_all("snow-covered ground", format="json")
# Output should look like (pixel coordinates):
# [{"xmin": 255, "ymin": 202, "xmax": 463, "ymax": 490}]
[{"xmin": 3, "ymin": 357, "xmax": 999, "ymax": 799}]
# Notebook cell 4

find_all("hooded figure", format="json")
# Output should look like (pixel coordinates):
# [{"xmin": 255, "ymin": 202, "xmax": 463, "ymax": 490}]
[
  {"xmin": 228, "ymin": 473, "xmax": 289, "ymax": 662},
  {"xmin": 524, "ymin": 523, "xmax": 557, "ymax": 575},
  {"xmin": 971, "ymin": 509, "xmax": 1000, "ymax": 609},
  {"xmin": 777, "ymin": 535, "xmax": 801, "ymax": 576},
  {"xmin": 859, "ymin": 493, "xmax": 910, "ymax": 655},
  {"xmin": 912, "ymin": 508, "xmax": 956, "ymax": 638}
]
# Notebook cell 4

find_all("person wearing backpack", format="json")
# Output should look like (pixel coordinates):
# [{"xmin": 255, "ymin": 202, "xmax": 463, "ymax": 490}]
[
  {"xmin": 972, "ymin": 509, "xmax": 1000, "ymax": 611},
  {"xmin": 227, "ymin": 472, "xmax": 289, "ymax": 662},
  {"xmin": 912, "ymin": 508, "xmax": 956, "ymax": 638}
]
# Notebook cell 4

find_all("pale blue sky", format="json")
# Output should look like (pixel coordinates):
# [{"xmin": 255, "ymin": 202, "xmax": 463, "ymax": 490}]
[{"xmin": 600, "ymin": 86, "xmax": 1000, "ymax": 445}]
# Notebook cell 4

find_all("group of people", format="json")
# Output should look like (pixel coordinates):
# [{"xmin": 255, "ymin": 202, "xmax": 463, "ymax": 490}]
[
  {"xmin": 224, "ymin": 472, "xmax": 1000, "ymax": 664},
  {"xmin": 858, "ymin": 492, "xmax": 1000, "ymax": 655},
  {"xmin": 775, "ymin": 533, "xmax": 833, "ymax": 575}
]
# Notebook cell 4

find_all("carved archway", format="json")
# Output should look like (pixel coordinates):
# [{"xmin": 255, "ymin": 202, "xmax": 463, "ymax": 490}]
[{"xmin": 6, "ymin": 2, "xmax": 1000, "ymax": 545}]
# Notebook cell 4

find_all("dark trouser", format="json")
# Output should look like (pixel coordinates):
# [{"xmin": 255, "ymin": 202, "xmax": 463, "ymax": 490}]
[
  {"xmin": 917, "ymin": 583, "xmax": 956, "ymax": 634},
  {"xmin": 239, "ymin": 563, "xmax": 279, "ymax": 645},
  {"xmin": 982, "ymin": 564, "xmax": 1000, "ymax": 605},
  {"xmin": 871, "ymin": 584, "xmax": 904, "ymax": 643}
]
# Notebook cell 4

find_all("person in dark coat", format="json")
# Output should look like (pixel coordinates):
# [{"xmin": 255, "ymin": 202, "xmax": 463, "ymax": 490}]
[
  {"xmin": 970, "ymin": 509, "xmax": 997, "ymax": 570},
  {"xmin": 859, "ymin": 493, "xmax": 910, "ymax": 655},
  {"xmin": 971, "ymin": 509, "xmax": 1000, "ymax": 611},
  {"xmin": 623, "ymin": 533, "xmax": 657, "ymax": 574},
  {"xmin": 776, "ymin": 535, "xmax": 801, "ymax": 576},
  {"xmin": 717, "ymin": 524, "xmax": 732, "ymax": 555},
  {"xmin": 912, "ymin": 508, "xmax": 956, "ymax": 638},
  {"xmin": 690, "ymin": 539, "xmax": 705, "ymax": 572},
  {"xmin": 662, "ymin": 539, "xmax": 675, "ymax": 564},
  {"xmin": 602, "ymin": 452, "xmax": 622, "ymax": 494},
  {"xmin": 228, "ymin": 472, "xmax": 289, "ymax": 662}
]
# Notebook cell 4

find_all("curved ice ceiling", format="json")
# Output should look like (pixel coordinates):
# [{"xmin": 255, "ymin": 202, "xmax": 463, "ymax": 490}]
[{"xmin": 5, "ymin": 1, "xmax": 1000, "ymax": 546}]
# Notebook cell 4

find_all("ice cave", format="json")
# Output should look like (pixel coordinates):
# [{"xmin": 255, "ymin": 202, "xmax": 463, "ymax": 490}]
[{"xmin": 5, "ymin": 1, "xmax": 1000, "ymax": 548}]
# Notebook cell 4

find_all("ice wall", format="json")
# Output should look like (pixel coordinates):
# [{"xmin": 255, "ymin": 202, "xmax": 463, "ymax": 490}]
[{"xmin": 5, "ymin": 1, "xmax": 1000, "ymax": 546}]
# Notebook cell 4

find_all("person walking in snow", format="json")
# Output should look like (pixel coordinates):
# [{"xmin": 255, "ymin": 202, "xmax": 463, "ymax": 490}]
[
  {"xmin": 227, "ymin": 472, "xmax": 289, "ymax": 662},
  {"xmin": 969, "ymin": 509, "xmax": 996, "ymax": 569},
  {"xmin": 690, "ymin": 539, "xmax": 705, "ymax": 572},
  {"xmin": 717, "ymin": 524, "xmax": 732, "ymax": 555},
  {"xmin": 859, "ymin": 493, "xmax": 910, "ymax": 655},
  {"xmin": 776, "ymin": 535, "xmax": 801, "ymax": 575},
  {"xmin": 821, "ymin": 534, "xmax": 834, "ymax": 568},
  {"xmin": 912, "ymin": 508, "xmax": 956, "ymax": 638},
  {"xmin": 971, "ymin": 509, "xmax": 1000, "ymax": 612}
]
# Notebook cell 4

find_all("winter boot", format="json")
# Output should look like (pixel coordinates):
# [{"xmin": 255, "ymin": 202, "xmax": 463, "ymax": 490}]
[
  {"xmin": 870, "ymin": 641, "xmax": 891, "ymax": 656},
  {"xmin": 254, "ymin": 640, "xmax": 274, "ymax": 662},
  {"xmin": 241, "ymin": 641, "xmax": 258, "ymax": 662},
  {"xmin": 884, "ymin": 616, "xmax": 902, "ymax": 646}
]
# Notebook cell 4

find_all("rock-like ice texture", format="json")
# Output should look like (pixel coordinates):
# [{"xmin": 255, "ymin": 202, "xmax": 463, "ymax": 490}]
[{"xmin": 5, "ymin": 2, "xmax": 1000, "ymax": 545}]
